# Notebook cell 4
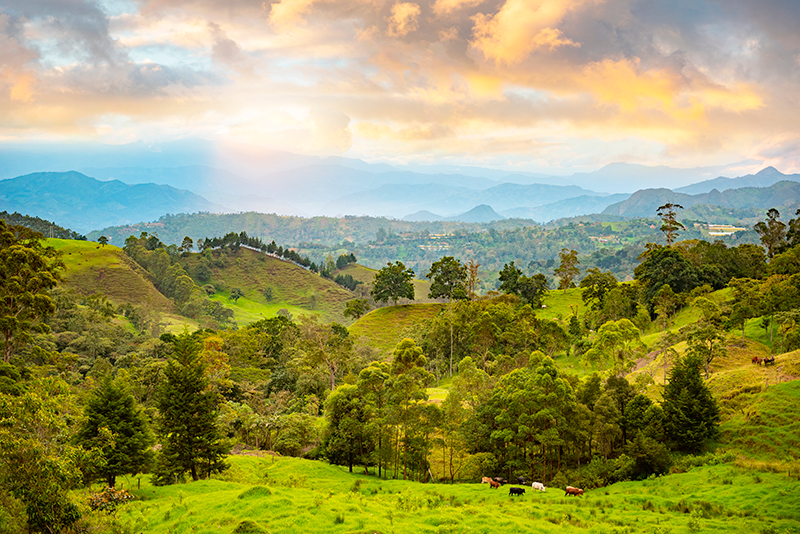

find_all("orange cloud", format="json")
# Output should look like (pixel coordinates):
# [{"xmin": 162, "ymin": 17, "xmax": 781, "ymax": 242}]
[
  {"xmin": 387, "ymin": 2, "xmax": 421, "ymax": 37},
  {"xmin": 9, "ymin": 74, "xmax": 34, "ymax": 102},
  {"xmin": 470, "ymin": 0, "xmax": 589, "ymax": 64},
  {"xmin": 432, "ymin": 0, "xmax": 484, "ymax": 17},
  {"xmin": 270, "ymin": 0, "xmax": 317, "ymax": 29}
]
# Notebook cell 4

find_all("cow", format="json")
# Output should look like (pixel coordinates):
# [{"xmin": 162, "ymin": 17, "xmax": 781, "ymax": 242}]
[
  {"xmin": 764, "ymin": 356, "xmax": 776, "ymax": 366},
  {"xmin": 516, "ymin": 476, "xmax": 527, "ymax": 485},
  {"xmin": 565, "ymin": 486, "xmax": 584, "ymax": 496},
  {"xmin": 481, "ymin": 477, "xmax": 493, "ymax": 484},
  {"xmin": 531, "ymin": 482, "xmax": 546, "ymax": 492},
  {"xmin": 489, "ymin": 480, "xmax": 501, "ymax": 489},
  {"xmin": 752, "ymin": 355, "xmax": 761, "ymax": 364},
  {"xmin": 493, "ymin": 477, "xmax": 508, "ymax": 485},
  {"xmin": 509, "ymin": 487, "xmax": 526, "ymax": 497}
]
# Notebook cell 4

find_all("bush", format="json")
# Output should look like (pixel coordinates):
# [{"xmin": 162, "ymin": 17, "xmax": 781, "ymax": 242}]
[{"xmin": 87, "ymin": 487, "xmax": 135, "ymax": 513}]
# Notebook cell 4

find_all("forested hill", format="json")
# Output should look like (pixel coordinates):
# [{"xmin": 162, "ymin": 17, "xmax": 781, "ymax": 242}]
[
  {"xmin": 603, "ymin": 180, "xmax": 800, "ymax": 218},
  {"xmin": 89, "ymin": 211, "xmax": 761, "ymax": 282}
]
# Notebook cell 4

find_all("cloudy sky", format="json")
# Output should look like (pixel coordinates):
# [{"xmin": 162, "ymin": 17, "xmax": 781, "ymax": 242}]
[{"xmin": 1, "ymin": 0, "xmax": 799, "ymax": 173}]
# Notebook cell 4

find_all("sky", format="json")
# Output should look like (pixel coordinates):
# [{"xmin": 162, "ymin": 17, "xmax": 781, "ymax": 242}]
[{"xmin": 1, "ymin": 0, "xmax": 799, "ymax": 174}]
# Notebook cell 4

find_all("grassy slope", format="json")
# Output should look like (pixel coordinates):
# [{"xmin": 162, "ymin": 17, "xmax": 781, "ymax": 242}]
[
  {"xmin": 114, "ymin": 455, "xmax": 800, "ymax": 534},
  {"xmin": 184, "ymin": 249, "xmax": 357, "ymax": 325},
  {"xmin": 48, "ymin": 239, "xmax": 174, "ymax": 312},
  {"xmin": 339, "ymin": 262, "xmax": 438, "ymax": 304},
  {"xmin": 349, "ymin": 304, "xmax": 443, "ymax": 356}
]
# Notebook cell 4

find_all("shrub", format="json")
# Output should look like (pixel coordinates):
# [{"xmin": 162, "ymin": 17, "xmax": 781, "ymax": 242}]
[{"xmin": 87, "ymin": 487, "xmax": 135, "ymax": 513}]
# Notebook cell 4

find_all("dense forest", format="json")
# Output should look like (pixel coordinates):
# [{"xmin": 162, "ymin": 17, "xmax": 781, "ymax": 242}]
[{"xmin": 1, "ymin": 205, "xmax": 799, "ymax": 532}]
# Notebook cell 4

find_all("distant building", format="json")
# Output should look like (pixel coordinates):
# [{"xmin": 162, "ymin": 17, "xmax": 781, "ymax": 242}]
[{"xmin": 707, "ymin": 224, "xmax": 747, "ymax": 236}]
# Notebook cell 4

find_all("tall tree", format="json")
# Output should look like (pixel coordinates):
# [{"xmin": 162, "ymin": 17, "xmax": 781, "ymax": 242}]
[
  {"xmin": 754, "ymin": 208, "xmax": 786, "ymax": 260},
  {"xmin": 76, "ymin": 378, "xmax": 153, "ymax": 488},
  {"xmin": 662, "ymin": 354, "xmax": 720, "ymax": 453},
  {"xmin": 466, "ymin": 259, "xmax": 480, "ymax": 300},
  {"xmin": 371, "ymin": 261, "xmax": 415, "ymax": 306},
  {"xmin": 323, "ymin": 384, "xmax": 372, "ymax": 473},
  {"xmin": 554, "ymin": 248, "xmax": 580, "ymax": 293},
  {"xmin": 155, "ymin": 333, "xmax": 229, "ymax": 483},
  {"xmin": 0, "ymin": 221, "xmax": 63, "ymax": 363},
  {"xmin": 728, "ymin": 278, "xmax": 761, "ymax": 344},
  {"xmin": 386, "ymin": 339, "xmax": 431, "ymax": 480},
  {"xmin": 426, "ymin": 256, "xmax": 468, "ymax": 302},
  {"xmin": 657, "ymin": 203, "xmax": 685, "ymax": 247}
]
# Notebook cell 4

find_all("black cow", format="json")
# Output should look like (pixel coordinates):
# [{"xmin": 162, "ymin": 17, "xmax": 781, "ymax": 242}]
[
  {"xmin": 509, "ymin": 487, "xmax": 525, "ymax": 497},
  {"xmin": 516, "ymin": 476, "xmax": 527, "ymax": 485},
  {"xmin": 493, "ymin": 477, "xmax": 508, "ymax": 485}
]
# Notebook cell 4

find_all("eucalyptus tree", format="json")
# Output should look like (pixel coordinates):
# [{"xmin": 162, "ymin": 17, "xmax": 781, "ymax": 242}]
[
  {"xmin": 754, "ymin": 208, "xmax": 786, "ymax": 260},
  {"xmin": 657, "ymin": 203, "xmax": 685, "ymax": 246},
  {"xmin": 0, "ymin": 221, "xmax": 63, "ymax": 363}
]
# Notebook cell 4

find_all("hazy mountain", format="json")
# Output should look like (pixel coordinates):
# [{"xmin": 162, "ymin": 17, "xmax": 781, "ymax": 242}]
[
  {"xmin": 444, "ymin": 204, "xmax": 504, "ymax": 223},
  {"xmin": 602, "ymin": 181, "xmax": 800, "ymax": 218},
  {"xmin": 674, "ymin": 167, "xmax": 800, "ymax": 195},
  {"xmin": 501, "ymin": 194, "xmax": 629, "ymax": 222},
  {"xmin": 320, "ymin": 183, "xmax": 477, "ymax": 218},
  {"xmin": 402, "ymin": 210, "xmax": 444, "ymax": 222},
  {"xmin": 565, "ymin": 162, "xmax": 749, "ymax": 193},
  {"xmin": 0, "ymin": 171, "xmax": 219, "ymax": 233}
]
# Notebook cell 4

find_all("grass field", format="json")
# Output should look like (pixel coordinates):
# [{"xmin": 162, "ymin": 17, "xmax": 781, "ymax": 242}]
[
  {"xmin": 110, "ymin": 454, "xmax": 800, "ymax": 534},
  {"xmin": 184, "ymin": 249, "xmax": 356, "ymax": 325},
  {"xmin": 349, "ymin": 304, "xmax": 444, "ymax": 356},
  {"xmin": 48, "ymin": 239, "xmax": 174, "ymax": 312}
]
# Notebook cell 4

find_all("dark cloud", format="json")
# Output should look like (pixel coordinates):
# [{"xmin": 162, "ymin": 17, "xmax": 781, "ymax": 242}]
[{"xmin": 3, "ymin": 0, "xmax": 126, "ymax": 65}]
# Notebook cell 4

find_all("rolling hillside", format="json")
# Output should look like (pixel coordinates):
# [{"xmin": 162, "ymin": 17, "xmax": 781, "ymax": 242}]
[{"xmin": 48, "ymin": 239, "xmax": 173, "ymax": 312}]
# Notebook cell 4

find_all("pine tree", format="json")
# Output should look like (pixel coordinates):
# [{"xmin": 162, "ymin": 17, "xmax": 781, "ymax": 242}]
[
  {"xmin": 76, "ymin": 378, "xmax": 153, "ymax": 487},
  {"xmin": 155, "ymin": 334, "xmax": 228, "ymax": 483},
  {"xmin": 662, "ymin": 354, "xmax": 720, "ymax": 453}
]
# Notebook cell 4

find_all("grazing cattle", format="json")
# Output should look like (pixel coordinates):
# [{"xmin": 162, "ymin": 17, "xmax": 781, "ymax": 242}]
[
  {"xmin": 565, "ymin": 486, "xmax": 584, "ymax": 496},
  {"xmin": 493, "ymin": 477, "xmax": 508, "ymax": 485},
  {"xmin": 489, "ymin": 480, "xmax": 501, "ymax": 489},
  {"xmin": 509, "ymin": 487, "xmax": 525, "ymax": 497},
  {"xmin": 752, "ymin": 356, "xmax": 761, "ymax": 364},
  {"xmin": 481, "ymin": 477, "xmax": 492, "ymax": 484},
  {"xmin": 531, "ymin": 482, "xmax": 546, "ymax": 492},
  {"xmin": 516, "ymin": 476, "xmax": 527, "ymax": 485},
  {"xmin": 764, "ymin": 356, "xmax": 776, "ymax": 366}
]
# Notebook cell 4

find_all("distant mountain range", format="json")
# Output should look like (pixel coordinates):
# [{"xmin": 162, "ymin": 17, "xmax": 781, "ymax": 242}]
[
  {"xmin": 0, "ymin": 138, "xmax": 796, "ymax": 234},
  {"xmin": 0, "ymin": 172, "xmax": 219, "ymax": 233},
  {"xmin": 602, "ymin": 179, "xmax": 800, "ymax": 218}
]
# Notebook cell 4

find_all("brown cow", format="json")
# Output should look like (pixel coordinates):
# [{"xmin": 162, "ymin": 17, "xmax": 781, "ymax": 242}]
[
  {"xmin": 565, "ymin": 486, "xmax": 584, "ymax": 496},
  {"xmin": 752, "ymin": 356, "xmax": 762, "ymax": 364},
  {"xmin": 489, "ymin": 480, "xmax": 501, "ymax": 489},
  {"xmin": 481, "ymin": 477, "xmax": 492, "ymax": 484}
]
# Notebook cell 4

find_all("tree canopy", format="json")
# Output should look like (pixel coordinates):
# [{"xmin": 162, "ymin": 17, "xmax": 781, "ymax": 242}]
[{"xmin": 371, "ymin": 261, "xmax": 415, "ymax": 306}]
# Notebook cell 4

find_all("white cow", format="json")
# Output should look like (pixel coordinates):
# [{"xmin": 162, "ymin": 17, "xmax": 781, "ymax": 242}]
[{"xmin": 531, "ymin": 482, "xmax": 546, "ymax": 492}]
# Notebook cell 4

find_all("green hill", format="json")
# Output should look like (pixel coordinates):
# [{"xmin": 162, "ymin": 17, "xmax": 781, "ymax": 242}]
[
  {"xmin": 48, "ymin": 239, "xmax": 174, "ymax": 312},
  {"xmin": 182, "ymin": 248, "xmax": 357, "ymax": 324},
  {"xmin": 349, "ymin": 304, "xmax": 443, "ymax": 355}
]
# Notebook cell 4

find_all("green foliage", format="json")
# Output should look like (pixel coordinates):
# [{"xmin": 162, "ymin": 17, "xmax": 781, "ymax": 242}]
[
  {"xmin": 426, "ymin": 256, "xmax": 468, "ymax": 301},
  {"xmin": 0, "ymin": 221, "xmax": 63, "ymax": 363},
  {"xmin": 0, "ymin": 211, "xmax": 85, "ymax": 241},
  {"xmin": 498, "ymin": 261, "xmax": 548, "ymax": 307},
  {"xmin": 343, "ymin": 298, "xmax": 370, "ymax": 320},
  {"xmin": 662, "ymin": 354, "xmax": 720, "ymax": 453},
  {"xmin": 154, "ymin": 333, "xmax": 229, "ymax": 484},
  {"xmin": 76, "ymin": 377, "xmax": 153, "ymax": 488},
  {"xmin": 371, "ymin": 261, "xmax": 415, "ymax": 306},
  {"xmin": 0, "ymin": 377, "xmax": 84, "ymax": 534}
]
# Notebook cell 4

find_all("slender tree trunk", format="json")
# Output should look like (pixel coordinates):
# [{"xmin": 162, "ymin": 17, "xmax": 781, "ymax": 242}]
[{"xmin": 449, "ymin": 309, "xmax": 454, "ymax": 378}]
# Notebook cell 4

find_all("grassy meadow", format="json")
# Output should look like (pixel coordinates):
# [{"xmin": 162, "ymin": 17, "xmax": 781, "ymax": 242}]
[
  {"xmin": 47, "ymin": 239, "xmax": 174, "ymax": 312},
  {"xmin": 349, "ymin": 304, "xmax": 444, "ymax": 356},
  {"xmin": 109, "ymin": 454, "xmax": 800, "ymax": 534}
]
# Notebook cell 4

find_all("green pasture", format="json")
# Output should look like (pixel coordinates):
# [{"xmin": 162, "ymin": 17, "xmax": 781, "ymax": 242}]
[
  {"xmin": 47, "ymin": 238, "xmax": 174, "ymax": 311},
  {"xmin": 539, "ymin": 287, "xmax": 586, "ymax": 322},
  {"xmin": 110, "ymin": 454, "xmax": 800, "ymax": 534},
  {"xmin": 349, "ymin": 304, "xmax": 443, "ymax": 356}
]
